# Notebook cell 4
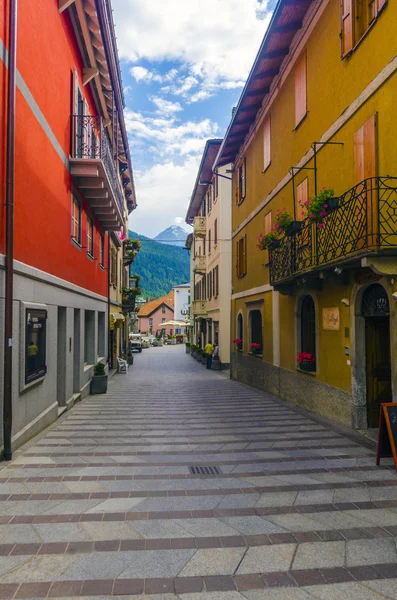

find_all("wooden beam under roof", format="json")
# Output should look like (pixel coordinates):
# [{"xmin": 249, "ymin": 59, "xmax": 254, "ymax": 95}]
[
  {"xmin": 83, "ymin": 67, "xmax": 99, "ymax": 86},
  {"xmin": 239, "ymin": 103, "xmax": 263, "ymax": 113},
  {"xmin": 253, "ymin": 68, "xmax": 280, "ymax": 80},
  {"xmin": 59, "ymin": 0, "xmax": 75, "ymax": 13},
  {"xmin": 234, "ymin": 116, "xmax": 256, "ymax": 126},
  {"xmin": 272, "ymin": 21, "xmax": 303, "ymax": 35},
  {"xmin": 247, "ymin": 87, "xmax": 270, "ymax": 98},
  {"xmin": 262, "ymin": 48, "xmax": 290, "ymax": 59}
]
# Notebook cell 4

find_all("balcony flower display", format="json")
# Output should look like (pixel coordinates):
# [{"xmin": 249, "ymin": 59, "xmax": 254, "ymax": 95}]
[
  {"xmin": 300, "ymin": 187, "xmax": 336, "ymax": 228},
  {"xmin": 233, "ymin": 338, "xmax": 243, "ymax": 350},
  {"xmin": 125, "ymin": 238, "xmax": 141, "ymax": 251},
  {"xmin": 256, "ymin": 231, "xmax": 280, "ymax": 251},
  {"xmin": 274, "ymin": 209, "xmax": 301, "ymax": 236},
  {"xmin": 250, "ymin": 342, "xmax": 262, "ymax": 355},
  {"xmin": 297, "ymin": 352, "xmax": 316, "ymax": 372}
]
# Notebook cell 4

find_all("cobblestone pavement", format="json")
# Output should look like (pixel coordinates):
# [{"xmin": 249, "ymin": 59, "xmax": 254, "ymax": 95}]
[{"xmin": 1, "ymin": 345, "xmax": 397, "ymax": 599}]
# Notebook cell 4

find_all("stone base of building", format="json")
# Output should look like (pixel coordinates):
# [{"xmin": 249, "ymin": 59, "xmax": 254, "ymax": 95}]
[{"xmin": 231, "ymin": 351, "xmax": 353, "ymax": 429}]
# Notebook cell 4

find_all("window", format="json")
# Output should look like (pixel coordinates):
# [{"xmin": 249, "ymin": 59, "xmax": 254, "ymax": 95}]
[
  {"xmin": 215, "ymin": 170, "xmax": 219, "ymax": 198},
  {"xmin": 84, "ymin": 310, "xmax": 95, "ymax": 364},
  {"xmin": 341, "ymin": 0, "xmax": 387, "ymax": 56},
  {"xmin": 25, "ymin": 308, "xmax": 47, "ymax": 384},
  {"xmin": 295, "ymin": 52, "xmax": 307, "ymax": 127},
  {"xmin": 208, "ymin": 273, "xmax": 212, "ymax": 300},
  {"xmin": 208, "ymin": 229, "xmax": 211, "ymax": 253},
  {"xmin": 296, "ymin": 178, "xmax": 309, "ymax": 220},
  {"xmin": 214, "ymin": 219, "xmax": 218, "ymax": 246},
  {"xmin": 149, "ymin": 318, "xmax": 153, "ymax": 326},
  {"xmin": 162, "ymin": 304, "xmax": 166, "ymax": 314},
  {"xmin": 237, "ymin": 158, "xmax": 246, "ymax": 204},
  {"xmin": 110, "ymin": 245, "xmax": 117, "ymax": 287},
  {"xmin": 237, "ymin": 313, "xmax": 243, "ymax": 350},
  {"xmin": 87, "ymin": 217, "xmax": 94, "ymax": 257},
  {"xmin": 99, "ymin": 233, "xmax": 105, "ymax": 267},
  {"xmin": 263, "ymin": 115, "xmax": 271, "ymax": 170},
  {"xmin": 71, "ymin": 196, "xmax": 81, "ymax": 245},
  {"xmin": 97, "ymin": 312, "xmax": 105, "ymax": 357},
  {"xmin": 250, "ymin": 310, "xmax": 263, "ymax": 353},
  {"xmin": 300, "ymin": 295, "xmax": 316, "ymax": 364},
  {"xmin": 354, "ymin": 114, "xmax": 377, "ymax": 182},
  {"xmin": 207, "ymin": 189, "xmax": 212, "ymax": 214},
  {"xmin": 237, "ymin": 235, "xmax": 247, "ymax": 278},
  {"xmin": 214, "ymin": 266, "xmax": 219, "ymax": 297},
  {"xmin": 162, "ymin": 318, "xmax": 166, "ymax": 324},
  {"xmin": 202, "ymin": 275, "xmax": 206, "ymax": 300}
]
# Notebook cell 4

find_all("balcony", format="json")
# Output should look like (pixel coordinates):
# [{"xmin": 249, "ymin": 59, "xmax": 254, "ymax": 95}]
[
  {"xmin": 192, "ymin": 299, "xmax": 207, "ymax": 317},
  {"xmin": 70, "ymin": 115, "xmax": 124, "ymax": 231},
  {"xmin": 270, "ymin": 177, "xmax": 397, "ymax": 288},
  {"xmin": 193, "ymin": 216, "xmax": 207, "ymax": 237},
  {"xmin": 193, "ymin": 254, "xmax": 206, "ymax": 273}
]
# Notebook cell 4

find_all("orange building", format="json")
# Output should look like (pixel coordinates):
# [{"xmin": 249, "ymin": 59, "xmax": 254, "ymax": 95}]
[
  {"xmin": 0, "ymin": 0, "xmax": 136, "ymax": 456},
  {"xmin": 138, "ymin": 293, "xmax": 175, "ymax": 337}
]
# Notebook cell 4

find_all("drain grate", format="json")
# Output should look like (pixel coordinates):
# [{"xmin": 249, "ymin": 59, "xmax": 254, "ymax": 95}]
[{"xmin": 189, "ymin": 465, "xmax": 222, "ymax": 476}]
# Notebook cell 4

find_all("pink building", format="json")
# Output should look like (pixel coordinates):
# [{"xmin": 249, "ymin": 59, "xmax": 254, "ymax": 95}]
[{"xmin": 138, "ymin": 293, "xmax": 174, "ymax": 336}]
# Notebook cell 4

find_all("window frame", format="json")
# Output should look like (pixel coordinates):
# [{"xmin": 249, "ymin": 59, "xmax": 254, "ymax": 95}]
[
  {"xmin": 295, "ymin": 51, "xmax": 307, "ymax": 128},
  {"xmin": 24, "ymin": 307, "xmax": 47, "ymax": 385},
  {"xmin": 214, "ymin": 219, "xmax": 218, "ymax": 246},
  {"xmin": 249, "ymin": 309, "xmax": 263, "ymax": 355},
  {"xmin": 299, "ymin": 294, "xmax": 317, "ymax": 371},
  {"xmin": 86, "ymin": 216, "xmax": 94, "ymax": 258},
  {"xmin": 99, "ymin": 233, "xmax": 105, "ymax": 268},
  {"xmin": 71, "ymin": 196, "xmax": 82, "ymax": 246},
  {"xmin": 237, "ymin": 158, "xmax": 246, "ymax": 205},
  {"xmin": 236, "ymin": 235, "xmax": 247, "ymax": 278},
  {"xmin": 340, "ymin": 0, "xmax": 387, "ymax": 58}
]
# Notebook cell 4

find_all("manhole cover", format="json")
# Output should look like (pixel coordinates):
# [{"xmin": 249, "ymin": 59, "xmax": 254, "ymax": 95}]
[{"xmin": 189, "ymin": 466, "xmax": 222, "ymax": 475}]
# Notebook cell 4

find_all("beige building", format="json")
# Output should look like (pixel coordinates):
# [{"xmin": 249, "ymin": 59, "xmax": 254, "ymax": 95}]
[{"xmin": 186, "ymin": 139, "xmax": 232, "ymax": 367}]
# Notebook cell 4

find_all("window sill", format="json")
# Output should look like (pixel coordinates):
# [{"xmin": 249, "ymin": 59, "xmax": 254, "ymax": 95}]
[
  {"xmin": 296, "ymin": 367, "xmax": 317, "ymax": 376},
  {"xmin": 86, "ymin": 253, "xmax": 95, "ymax": 261},
  {"xmin": 99, "ymin": 264, "xmax": 105, "ymax": 270},
  {"xmin": 84, "ymin": 363, "xmax": 95, "ymax": 373},
  {"xmin": 293, "ymin": 111, "xmax": 308, "ymax": 131},
  {"xmin": 262, "ymin": 161, "xmax": 271, "ymax": 174},
  {"xmin": 71, "ymin": 239, "xmax": 82, "ymax": 250}
]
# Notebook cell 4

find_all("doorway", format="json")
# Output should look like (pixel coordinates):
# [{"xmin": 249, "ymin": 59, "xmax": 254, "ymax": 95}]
[
  {"xmin": 57, "ymin": 307, "xmax": 67, "ymax": 407},
  {"xmin": 362, "ymin": 284, "xmax": 392, "ymax": 427}
]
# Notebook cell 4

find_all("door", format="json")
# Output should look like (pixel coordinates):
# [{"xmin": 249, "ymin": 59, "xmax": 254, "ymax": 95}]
[
  {"xmin": 57, "ymin": 307, "xmax": 67, "ymax": 407},
  {"xmin": 365, "ymin": 316, "xmax": 392, "ymax": 427}
]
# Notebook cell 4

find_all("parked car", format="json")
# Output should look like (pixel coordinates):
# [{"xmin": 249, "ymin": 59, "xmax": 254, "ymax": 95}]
[{"xmin": 129, "ymin": 334, "xmax": 142, "ymax": 353}]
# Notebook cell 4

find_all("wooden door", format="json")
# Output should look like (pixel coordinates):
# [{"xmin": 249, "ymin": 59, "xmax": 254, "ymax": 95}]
[{"xmin": 366, "ymin": 316, "xmax": 392, "ymax": 427}]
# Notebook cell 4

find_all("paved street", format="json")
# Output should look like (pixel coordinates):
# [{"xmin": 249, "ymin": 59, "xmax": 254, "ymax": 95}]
[{"xmin": 1, "ymin": 345, "xmax": 397, "ymax": 599}]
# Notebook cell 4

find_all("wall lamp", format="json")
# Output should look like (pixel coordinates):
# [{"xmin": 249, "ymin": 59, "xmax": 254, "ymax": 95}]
[{"xmin": 341, "ymin": 298, "xmax": 350, "ymax": 306}]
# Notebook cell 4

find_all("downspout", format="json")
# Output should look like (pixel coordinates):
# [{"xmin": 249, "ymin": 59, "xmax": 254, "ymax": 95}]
[
  {"xmin": 107, "ymin": 234, "xmax": 111, "ymax": 370},
  {"xmin": 3, "ymin": 0, "xmax": 18, "ymax": 461}
]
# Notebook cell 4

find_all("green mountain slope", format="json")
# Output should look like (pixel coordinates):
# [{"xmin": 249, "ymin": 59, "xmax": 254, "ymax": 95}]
[{"xmin": 128, "ymin": 230, "xmax": 190, "ymax": 299}]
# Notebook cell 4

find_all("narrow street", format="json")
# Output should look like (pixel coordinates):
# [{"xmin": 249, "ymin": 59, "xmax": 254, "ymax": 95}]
[{"xmin": 1, "ymin": 346, "xmax": 397, "ymax": 599}]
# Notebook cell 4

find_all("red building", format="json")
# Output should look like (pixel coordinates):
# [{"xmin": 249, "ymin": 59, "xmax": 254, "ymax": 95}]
[{"xmin": 0, "ymin": 0, "xmax": 136, "ymax": 457}]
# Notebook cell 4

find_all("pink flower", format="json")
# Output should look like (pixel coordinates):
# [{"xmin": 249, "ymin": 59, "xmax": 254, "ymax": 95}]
[
  {"xmin": 301, "ymin": 212, "xmax": 305, "ymax": 216},
  {"xmin": 278, "ymin": 228, "xmax": 283, "ymax": 233},
  {"xmin": 309, "ymin": 214, "xmax": 314, "ymax": 219},
  {"xmin": 318, "ymin": 223, "xmax": 324, "ymax": 228},
  {"xmin": 323, "ymin": 204, "xmax": 328, "ymax": 209},
  {"xmin": 322, "ymin": 186, "xmax": 326, "ymax": 190}
]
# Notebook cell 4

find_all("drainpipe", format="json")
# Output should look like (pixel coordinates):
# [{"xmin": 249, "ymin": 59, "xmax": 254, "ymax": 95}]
[
  {"xmin": 3, "ymin": 0, "xmax": 18, "ymax": 461},
  {"xmin": 107, "ymin": 234, "xmax": 111, "ymax": 370}
]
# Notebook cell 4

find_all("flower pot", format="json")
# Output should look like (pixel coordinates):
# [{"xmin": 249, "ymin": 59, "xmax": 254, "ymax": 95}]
[
  {"xmin": 170, "ymin": 339, "xmax": 176, "ymax": 345},
  {"xmin": 185, "ymin": 346, "xmax": 191, "ymax": 353},
  {"xmin": 269, "ymin": 240, "xmax": 281, "ymax": 250},
  {"xmin": 326, "ymin": 197, "xmax": 339, "ymax": 211},
  {"xmin": 127, "ymin": 356, "xmax": 134, "ymax": 366},
  {"xmin": 285, "ymin": 221, "xmax": 302, "ymax": 236},
  {"xmin": 212, "ymin": 359, "xmax": 221, "ymax": 370},
  {"xmin": 298, "ymin": 362, "xmax": 316, "ymax": 372},
  {"xmin": 90, "ymin": 374, "xmax": 108, "ymax": 395}
]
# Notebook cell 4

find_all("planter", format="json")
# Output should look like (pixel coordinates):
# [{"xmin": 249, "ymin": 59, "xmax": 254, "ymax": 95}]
[
  {"xmin": 327, "ymin": 197, "xmax": 339, "ymax": 211},
  {"xmin": 298, "ymin": 362, "xmax": 316, "ymax": 372},
  {"xmin": 90, "ymin": 374, "xmax": 108, "ymax": 395},
  {"xmin": 251, "ymin": 350, "xmax": 262, "ymax": 357},
  {"xmin": 201, "ymin": 356, "xmax": 207, "ymax": 365},
  {"xmin": 170, "ymin": 339, "xmax": 176, "ymax": 345},
  {"xmin": 285, "ymin": 221, "xmax": 302, "ymax": 236},
  {"xmin": 269, "ymin": 239, "xmax": 281, "ymax": 250},
  {"xmin": 212, "ymin": 359, "xmax": 221, "ymax": 370},
  {"xmin": 185, "ymin": 346, "xmax": 191, "ymax": 353},
  {"xmin": 127, "ymin": 356, "xmax": 134, "ymax": 366}
]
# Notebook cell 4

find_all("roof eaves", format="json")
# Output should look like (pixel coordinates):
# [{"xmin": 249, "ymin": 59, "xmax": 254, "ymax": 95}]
[{"xmin": 185, "ymin": 138, "xmax": 222, "ymax": 223}]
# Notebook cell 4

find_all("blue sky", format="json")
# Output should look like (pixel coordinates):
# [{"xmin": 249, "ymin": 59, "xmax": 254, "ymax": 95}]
[{"xmin": 112, "ymin": 0, "xmax": 275, "ymax": 237}]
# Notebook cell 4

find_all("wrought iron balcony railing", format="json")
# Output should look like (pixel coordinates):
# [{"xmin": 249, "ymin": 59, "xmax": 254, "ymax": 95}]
[
  {"xmin": 270, "ymin": 177, "xmax": 397, "ymax": 286},
  {"xmin": 70, "ymin": 115, "xmax": 125, "ymax": 230}
]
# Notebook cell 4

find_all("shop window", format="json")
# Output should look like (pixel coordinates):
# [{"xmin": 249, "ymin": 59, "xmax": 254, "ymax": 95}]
[
  {"xmin": 25, "ymin": 308, "xmax": 47, "ymax": 384},
  {"xmin": 237, "ymin": 235, "xmax": 247, "ymax": 278},
  {"xmin": 263, "ymin": 115, "xmax": 271, "ymax": 170},
  {"xmin": 87, "ymin": 217, "xmax": 94, "ymax": 257},
  {"xmin": 97, "ymin": 312, "xmax": 105, "ymax": 357},
  {"xmin": 341, "ymin": 0, "xmax": 387, "ymax": 57},
  {"xmin": 237, "ymin": 158, "xmax": 246, "ymax": 204},
  {"xmin": 71, "ymin": 196, "xmax": 81, "ymax": 245},
  {"xmin": 250, "ymin": 310, "xmax": 263, "ymax": 353},
  {"xmin": 300, "ymin": 295, "xmax": 316, "ymax": 358},
  {"xmin": 84, "ymin": 310, "xmax": 95, "ymax": 364},
  {"xmin": 295, "ymin": 51, "xmax": 307, "ymax": 127}
]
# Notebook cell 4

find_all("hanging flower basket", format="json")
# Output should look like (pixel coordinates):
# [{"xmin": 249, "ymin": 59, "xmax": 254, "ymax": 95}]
[
  {"xmin": 300, "ymin": 188, "xmax": 336, "ymax": 228},
  {"xmin": 285, "ymin": 221, "xmax": 303, "ymax": 236},
  {"xmin": 257, "ymin": 232, "xmax": 280, "ymax": 251}
]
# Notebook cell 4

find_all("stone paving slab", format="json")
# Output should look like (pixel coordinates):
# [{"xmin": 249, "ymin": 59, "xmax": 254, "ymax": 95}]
[{"xmin": 1, "ymin": 346, "xmax": 396, "ymax": 598}]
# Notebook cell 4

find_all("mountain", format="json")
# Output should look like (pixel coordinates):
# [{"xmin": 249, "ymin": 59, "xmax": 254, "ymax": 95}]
[
  {"xmin": 153, "ymin": 225, "xmax": 189, "ymax": 247},
  {"xmin": 128, "ymin": 230, "xmax": 190, "ymax": 299}
]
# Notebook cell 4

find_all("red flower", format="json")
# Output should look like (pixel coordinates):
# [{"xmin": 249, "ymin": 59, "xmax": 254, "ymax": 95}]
[{"xmin": 297, "ymin": 352, "xmax": 315, "ymax": 364}]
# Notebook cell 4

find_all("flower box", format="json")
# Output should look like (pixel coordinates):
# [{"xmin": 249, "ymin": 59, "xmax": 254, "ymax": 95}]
[
  {"xmin": 285, "ymin": 221, "xmax": 302, "ymax": 236},
  {"xmin": 327, "ymin": 197, "xmax": 339, "ymax": 211},
  {"xmin": 298, "ymin": 362, "xmax": 316, "ymax": 372}
]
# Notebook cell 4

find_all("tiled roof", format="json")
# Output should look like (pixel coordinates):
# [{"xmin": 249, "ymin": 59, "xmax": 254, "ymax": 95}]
[{"xmin": 138, "ymin": 292, "xmax": 174, "ymax": 317}]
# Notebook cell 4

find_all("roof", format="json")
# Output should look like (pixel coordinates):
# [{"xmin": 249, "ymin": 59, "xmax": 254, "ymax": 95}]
[
  {"xmin": 173, "ymin": 283, "xmax": 190, "ymax": 289},
  {"xmin": 215, "ymin": 0, "xmax": 313, "ymax": 167},
  {"xmin": 185, "ymin": 139, "xmax": 222, "ymax": 223},
  {"xmin": 138, "ymin": 293, "xmax": 174, "ymax": 318}
]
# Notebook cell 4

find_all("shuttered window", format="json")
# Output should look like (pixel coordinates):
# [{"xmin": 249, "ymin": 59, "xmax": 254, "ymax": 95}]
[
  {"xmin": 237, "ymin": 235, "xmax": 247, "ymax": 278},
  {"xmin": 263, "ymin": 115, "xmax": 271, "ymax": 170},
  {"xmin": 237, "ymin": 158, "xmax": 246, "ymax": 204},
  {"xmin": 341, "ymin": 0, "xmax": 353, "ymax": 56},
  {"xmin": 354, "ymin": 114, "xmax": 377, "ymax": 183},
  {"xmin": 295, "ymin": 52, "xmax": 307, "ymax": 127},
  {"xmin": 341, "ymin": 0, "xmax": 387, "ymax": 57},
  {"xmin": 214, "ymin": 219, "xmax": 218, "ymax": 246},
  {"xmin": 296, "ymin": 178, "xmax": 309, "ymax": 220},
  {"xmin": 208, "ymin": 229, "xmax": 211, "ymax": 253},
  {"xmin": 215, "ymin": 266, "xmax": 219, "ymax": 297}
]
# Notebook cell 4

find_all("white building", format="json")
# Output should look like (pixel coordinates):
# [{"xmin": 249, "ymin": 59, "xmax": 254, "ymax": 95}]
[{"xmin": 173, "ymin": 284, "xmax": 190, "ymax": 334}]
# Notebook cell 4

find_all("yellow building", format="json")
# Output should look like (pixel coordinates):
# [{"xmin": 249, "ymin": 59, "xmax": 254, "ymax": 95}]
[
  {"xmin": 186, "ymin": 140, "xmax": 232, "ymax": 367},
  {"xmin": 215, "ymin": 0, "xmax": 396, "ymax": 429}
]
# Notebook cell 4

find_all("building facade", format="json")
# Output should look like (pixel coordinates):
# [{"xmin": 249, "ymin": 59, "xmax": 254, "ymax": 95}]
[
  {"xmin": 138, "ymin": 293, "xmax": 174, "ymax": 337},
  {"xmin": 0, "ymin": 0, "xmax": 135, "ymax": 455},
  {"xmin": 215, "ymin": 0, "xmax": 395, "ymax": 429},
  {"xmin": 173, "ymin": 283, "xmax": 190, "ymax": 334},
  {"xmin": 186, "ymin": 140, "xmax": 232, "ymax": 366}
]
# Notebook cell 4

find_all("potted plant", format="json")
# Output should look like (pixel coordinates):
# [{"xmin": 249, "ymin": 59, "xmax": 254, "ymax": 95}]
[
  {"xmin": 169, "ymin": 334, "xmax": 177, "ymax": 345},
  {"xmin": 90, "ymin": 362, "xmax": 108, "ymax": 394},
  {"xmin": 297, "ymin": 352, "xmax": 316, "ymax": 372},
  {"xmin": 200, "ymin": 349, "xmax": 207, "ymax": 365},
  {"xmin": 127, "ymin": 352, "xmax": 134, "ymax": 366},
  {"xmin": 212, "ymin": 354, "xmax": 221, "ymax": 370},
  {"xmin": 300, "ymin": 187, "xmax": 336, "ymax": 228},
  {"xmin": 250, "ymin": 342, "xmax": 262, "ymax": 356},
  {"xmin": 185, "ymin": 341, "xmax": 191, "ymax": 354},
  {"xmin": 233, "ymin": 338, "xmax": 243, "ymax": 351},
  {"xmin": 256, "ymin": 232, "xmax": 281, "ymax": 251},
  {"xmin": 274, "ymin": 209, "xmax": 301, "ymax": 236}
]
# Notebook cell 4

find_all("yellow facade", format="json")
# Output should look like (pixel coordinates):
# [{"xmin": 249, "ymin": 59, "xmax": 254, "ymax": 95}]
[{"xmin": 217, "ymin": 0, "xmax": 397, "ymax": 429}]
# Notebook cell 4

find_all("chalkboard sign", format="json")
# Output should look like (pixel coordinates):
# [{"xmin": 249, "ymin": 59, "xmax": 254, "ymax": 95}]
[{"xmin": 376, "ymin": 403, "xmax": 397, "ymax": 471}]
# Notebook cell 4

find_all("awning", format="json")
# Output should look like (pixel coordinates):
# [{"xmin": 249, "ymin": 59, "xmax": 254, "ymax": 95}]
[
  {"xmin": 109, "ymin": 313, "xmax": 125, "ymax": 330},
  {"xmin": 156, "ymin": 320, "xmax": 188, "ymax": 328}
]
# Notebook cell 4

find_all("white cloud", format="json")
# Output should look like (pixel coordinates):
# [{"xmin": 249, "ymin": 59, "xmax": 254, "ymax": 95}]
[
  {"xmin": 128, "ymin": 157, "xmax": 199, "ymax": 237},
  {"xmin": 130, "ymin": 66, "xmax": 179, "ymax": 85},
  {"xmin": 113, "ymin": 0, "xmax": 272, "ymax": 101},
  {"xmin": 150, "ymin": 96, "xmax": 183, "ymax": 116}
]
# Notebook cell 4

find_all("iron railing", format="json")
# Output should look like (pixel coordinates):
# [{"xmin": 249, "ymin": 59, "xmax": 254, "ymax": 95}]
[
  {"xmin": 270, "ymin": 177, "xmax": 397, "ymax": 285},
  {"xmin": 71, "ymin": 115, "xmax": 124, "ymax": 216}
]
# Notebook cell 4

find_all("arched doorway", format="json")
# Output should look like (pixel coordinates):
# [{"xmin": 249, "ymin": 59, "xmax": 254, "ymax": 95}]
[{"xmin": 362, "ymin": 284, "xmax": 392, "ymax": 427}]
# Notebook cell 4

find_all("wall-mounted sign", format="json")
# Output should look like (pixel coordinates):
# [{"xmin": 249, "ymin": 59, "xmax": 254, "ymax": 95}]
[{"xmin": 322, "ymin": 307, "xmax": 340, "ymax": 331}]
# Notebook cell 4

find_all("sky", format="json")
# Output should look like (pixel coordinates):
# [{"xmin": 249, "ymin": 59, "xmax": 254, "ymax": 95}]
[{"xmin": 112, "ymin": 0, "xmax": 276, "ymax": 238}]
